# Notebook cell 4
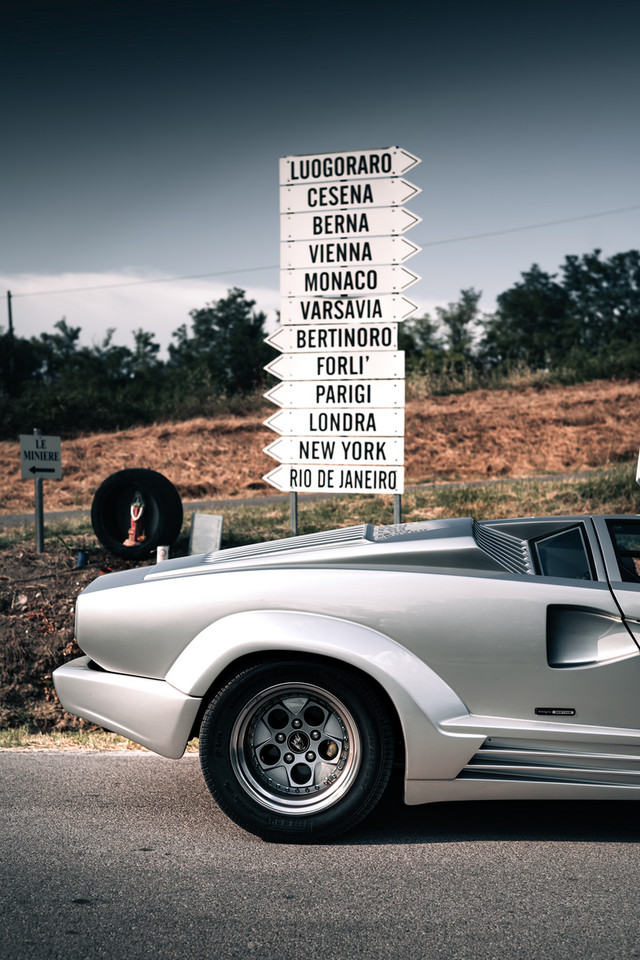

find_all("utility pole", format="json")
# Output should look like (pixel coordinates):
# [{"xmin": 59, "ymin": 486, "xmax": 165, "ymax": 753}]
[
  {"xmin": 7, "ymin": 290, "xmax": 14, "ymax": 339},
  {"xmin": 6, "ymin": 290, "xmax": 15, "ymax": 381}
]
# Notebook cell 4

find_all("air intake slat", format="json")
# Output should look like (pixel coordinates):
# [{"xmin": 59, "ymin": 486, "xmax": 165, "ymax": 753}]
[
  {"xmin": 460, "ymin": 737, "xmax": 640, "ymax": 786},
  {"xmin": 205, "ymin": 524, "xmax": 372, "ymax": 564},
  {"xmin": 473, "ymin": 521, "xmax": 533, "ymax": 575}
]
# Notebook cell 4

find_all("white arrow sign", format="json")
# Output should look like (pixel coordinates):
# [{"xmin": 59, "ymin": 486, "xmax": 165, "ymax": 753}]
[
  {"xmin": 280, "ymin": 207, "xmax": 422, "ymax": 242},
  {"xmin": 265, "ymin": 351, "xmax": 404, "ymax": 382},
  {"xmin": 265, "ymin": 323, "xmax": 398, "ymax": 353},
  {"xmin": 265, "ymin": 380, "xmax": 405, "ymax": 409},
  {"xmin": 264, "ymin": 408, "xmax": 405, "ymax": 437},
  {"xmin": 20, "ymin": 434, "xmax": 62, "ymax": 480},
  {"xmin": 279, "ymin": 147, "xmax": 421, "ymax": 185},
  {"xmin": 263, "ymin": 464, "xmax": 405, "ymax": 495},
  {"xmin": 281, "ymin": 265, "xmax": 421, "ymax": 298},
  {"xmin": 280, "ymin": 178, "xmax": 421, "ymax": 214},
  {"xmin": 281, "ymin": 236, "xmax": 420, "ymax": 269},
  {"xmin": 264, "ymin": 436, "xmax": 405, "ymax": 466},
  {"xmin": 279, "ymin": 294, "xmax": 418, "ymax": 325}
]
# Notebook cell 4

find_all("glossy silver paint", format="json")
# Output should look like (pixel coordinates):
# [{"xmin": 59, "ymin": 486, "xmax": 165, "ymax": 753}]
[{"xmin": 53, "ymin": 515, "xmax": 640, "ymax": 803}]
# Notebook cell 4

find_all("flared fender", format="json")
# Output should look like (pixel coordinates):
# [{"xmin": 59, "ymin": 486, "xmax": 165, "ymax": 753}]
[{"xmin": 165, "ymin": 610, "xmax": 484, "ymax": 780}]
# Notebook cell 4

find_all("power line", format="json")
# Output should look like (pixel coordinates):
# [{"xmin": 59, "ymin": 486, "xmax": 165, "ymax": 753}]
[
  {"xmin": 421, "ymin": 203, "xmax": 640, "ymax": 248},
  {"xmin": 11, "ymin": 263, "xmax": 280, "ymax": 299},
  {"xmin": 8, "ymin": 202, "xmax": 640, "ymax": 299}
]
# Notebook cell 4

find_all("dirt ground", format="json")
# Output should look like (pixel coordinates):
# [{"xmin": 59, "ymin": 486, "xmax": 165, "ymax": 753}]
[
  {"xmin": 0, "ymin": 543, "xmax": 138, "ymax": 731},
  {"xmin": 1, "ymin": 379, "xmax": 639, "ymax": 515},
  {"xmin": 1, "ymin": 378, "xmax": 639, "ymax": 732}
]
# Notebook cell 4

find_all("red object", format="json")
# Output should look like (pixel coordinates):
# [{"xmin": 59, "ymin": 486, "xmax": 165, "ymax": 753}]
[{"xmin": 123, "ymin": 492, "xmax": 146, "ymax": 547}]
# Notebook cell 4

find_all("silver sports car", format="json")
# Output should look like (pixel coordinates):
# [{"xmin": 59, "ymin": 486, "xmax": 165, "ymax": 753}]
[{"xmin": 54, "ymin": 515, "xmax": 640, "ymax": 842}]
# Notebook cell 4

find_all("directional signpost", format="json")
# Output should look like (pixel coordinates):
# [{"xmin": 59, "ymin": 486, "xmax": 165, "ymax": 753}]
[
  {"xmin": 265, "ymin": 145, "xmax": 422, "ymax": 530},
  {"xmin": 20, "ymin": 431, "xmax": 62, "ymax": 552}
]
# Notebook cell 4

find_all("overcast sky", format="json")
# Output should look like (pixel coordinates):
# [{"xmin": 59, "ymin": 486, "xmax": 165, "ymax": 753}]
[{"xmin": 2, "ymin": 0, "xmax": 638, "ymax": 352}]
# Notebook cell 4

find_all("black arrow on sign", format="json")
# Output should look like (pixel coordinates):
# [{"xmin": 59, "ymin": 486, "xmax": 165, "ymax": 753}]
[{"xmin": 29, "ymin": 465, "xmax": 57, "ymax": 474}]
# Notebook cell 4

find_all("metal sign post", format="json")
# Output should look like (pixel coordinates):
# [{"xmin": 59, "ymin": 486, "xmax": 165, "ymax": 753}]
[
  {"xmin": 265, "ymin": 145, "xmax": 422, "ymax": 527},
  {"xmin": 19, "ymin": 430, "xmax": 62, "ymax": 552}
]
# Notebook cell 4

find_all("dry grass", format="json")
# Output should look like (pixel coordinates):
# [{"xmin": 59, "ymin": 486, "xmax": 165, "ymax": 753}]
[
  {"xmin": 0, "ymin": 726, "xmax": 199, "ymax": 752},
  {"xmin": 1, "ymin": 379, "xmax": 639, "ymax": 514}
]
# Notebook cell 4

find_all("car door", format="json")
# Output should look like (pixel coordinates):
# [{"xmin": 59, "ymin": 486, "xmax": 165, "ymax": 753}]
[
  {"xmin": 592, "ymin": 516, "xmax": 640, "ymax": 629},
  {"xmin": 419, "ymin": 518, "xmax": 640, "ymax": 732}
]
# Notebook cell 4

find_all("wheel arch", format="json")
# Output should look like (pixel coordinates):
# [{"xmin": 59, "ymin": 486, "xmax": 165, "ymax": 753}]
[
  {"xmin": 165, "ymin": 609, "xmax": 481, "ymax": 781},
  {"xmin": 187, "ymin": 648, "xmax": 406, "ymax": 769}
]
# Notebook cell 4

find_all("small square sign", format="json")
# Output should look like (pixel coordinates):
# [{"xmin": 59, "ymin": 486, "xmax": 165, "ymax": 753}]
[{"xmin": 20, "ymin": 434, "xmax": 62, "ymax": 480}]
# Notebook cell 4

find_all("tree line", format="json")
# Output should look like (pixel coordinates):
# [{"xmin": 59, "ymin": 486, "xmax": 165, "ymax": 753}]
[{"xmin": 1, "ymin": 249, "xmax": 638, "ymax": 439}]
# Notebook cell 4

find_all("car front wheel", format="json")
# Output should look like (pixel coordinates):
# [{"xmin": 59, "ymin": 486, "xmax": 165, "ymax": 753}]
[{"xmin": 199, "ymin": 660, "xmax": 394, "ymax": 843}]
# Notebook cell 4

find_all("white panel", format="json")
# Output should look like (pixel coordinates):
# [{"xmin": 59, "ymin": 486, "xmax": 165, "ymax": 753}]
[
  {"xmin": 265, "ymin": 322, "xmax": 398, "ymax": 353},
  {"xmin": 263, "ymin": 464, "xmax": 405, "ymax": 495},
  {"xmin": 280, "ymin": 178, "xmax": 420, "ymax": 214},
  {"xmin": 264, "ymin": 436, "xmax": 405, "ymax": 466},
  {"xmin": 263, "ymin": 408, "xmax": 405, "ymax": 437},
  {"xmin": 281, "ymin": 265, "xmax": 421, "ymax": 297},
  {"xmin": 279, "ymin": 147, "xmax": 421, "ymax": 184},
  {"xmin": 281, "ymin": 236, "xmax": 420, "ymax": 268},
  {"xmin": 264, "ymin": 379, "xmax": 405, "ymax": 409},
  {"xmin": 265, "ymin": 351, "xmax": 404, "ymax": 381},
  {"xmin": 279, "ymin": 294, "xmax": 418, "ymax": 325},
  {"xmin": 280, "ymin": 207, "xmax": 422, "ymax": 241}
]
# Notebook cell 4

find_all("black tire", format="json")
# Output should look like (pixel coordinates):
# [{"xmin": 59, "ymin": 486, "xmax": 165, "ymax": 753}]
[
  {"xmin": 90, "ymin": 468, "xmax": 183, "ymax": 560},
  {"xmin": 199, "ymin": 660, "xmax": 394, "ymax": 843}
]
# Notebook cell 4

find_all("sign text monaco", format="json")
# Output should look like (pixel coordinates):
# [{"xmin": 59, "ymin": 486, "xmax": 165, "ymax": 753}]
[{"xmin": 281, "ymin": 265, "xmax": 420, "ymax": 297}]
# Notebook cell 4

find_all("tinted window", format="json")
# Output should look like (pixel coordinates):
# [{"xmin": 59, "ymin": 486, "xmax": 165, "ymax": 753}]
[
  {"xmin": 607, "ymin": 520, "xmax": 640, "ymax": 582},
  {"xmin": 533, "ymin": 526, "xmax": 593, "ymax": 580}
]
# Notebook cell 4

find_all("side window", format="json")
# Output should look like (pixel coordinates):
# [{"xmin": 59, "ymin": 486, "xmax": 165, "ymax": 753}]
[
  {"xmin": 607, "ymin": 520, "xmax": 640, "ymax": 583},
  {"xmin": 532, "ymin": 525, "xmax": 593, "ymax": 580}
]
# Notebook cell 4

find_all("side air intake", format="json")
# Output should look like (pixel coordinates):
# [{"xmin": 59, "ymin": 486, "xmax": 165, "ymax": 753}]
[
  {"xmin": 204, "ymin": 524, "xmax": 373, "ymax": 564},
  {"xmin": 473, "ymin": 521, "xmax": 534, "ymax": 575}
]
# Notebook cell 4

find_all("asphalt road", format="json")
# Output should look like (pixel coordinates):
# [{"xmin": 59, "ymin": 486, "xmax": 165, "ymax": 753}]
[{"xmin": 2, "ymin": 753, "xmax": 640, "ymax": 960}]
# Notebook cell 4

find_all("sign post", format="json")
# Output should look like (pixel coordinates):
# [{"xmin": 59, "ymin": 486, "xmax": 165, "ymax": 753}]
[
  {"xmin": 20, "ymin": 430, "xmax": 62, "ymax": 552},
  {"xmin": 266, "ymin": 146, "xmax": 422, "ymax": 531}
]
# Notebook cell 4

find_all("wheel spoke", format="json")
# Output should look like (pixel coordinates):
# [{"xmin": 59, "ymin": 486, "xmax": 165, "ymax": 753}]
[{"xmin": 231, "ymin": 682, "xmax": 361, "ymax": 812}]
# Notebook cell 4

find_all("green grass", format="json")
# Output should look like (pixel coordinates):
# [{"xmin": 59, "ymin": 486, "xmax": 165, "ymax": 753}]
[
  {"xmin": 221, "ymin": 461, "xmax": 640, "ymax": 546},
  {"xmin": 2, "ymin": 461, "xmax": 638, "ymax": 554}
]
